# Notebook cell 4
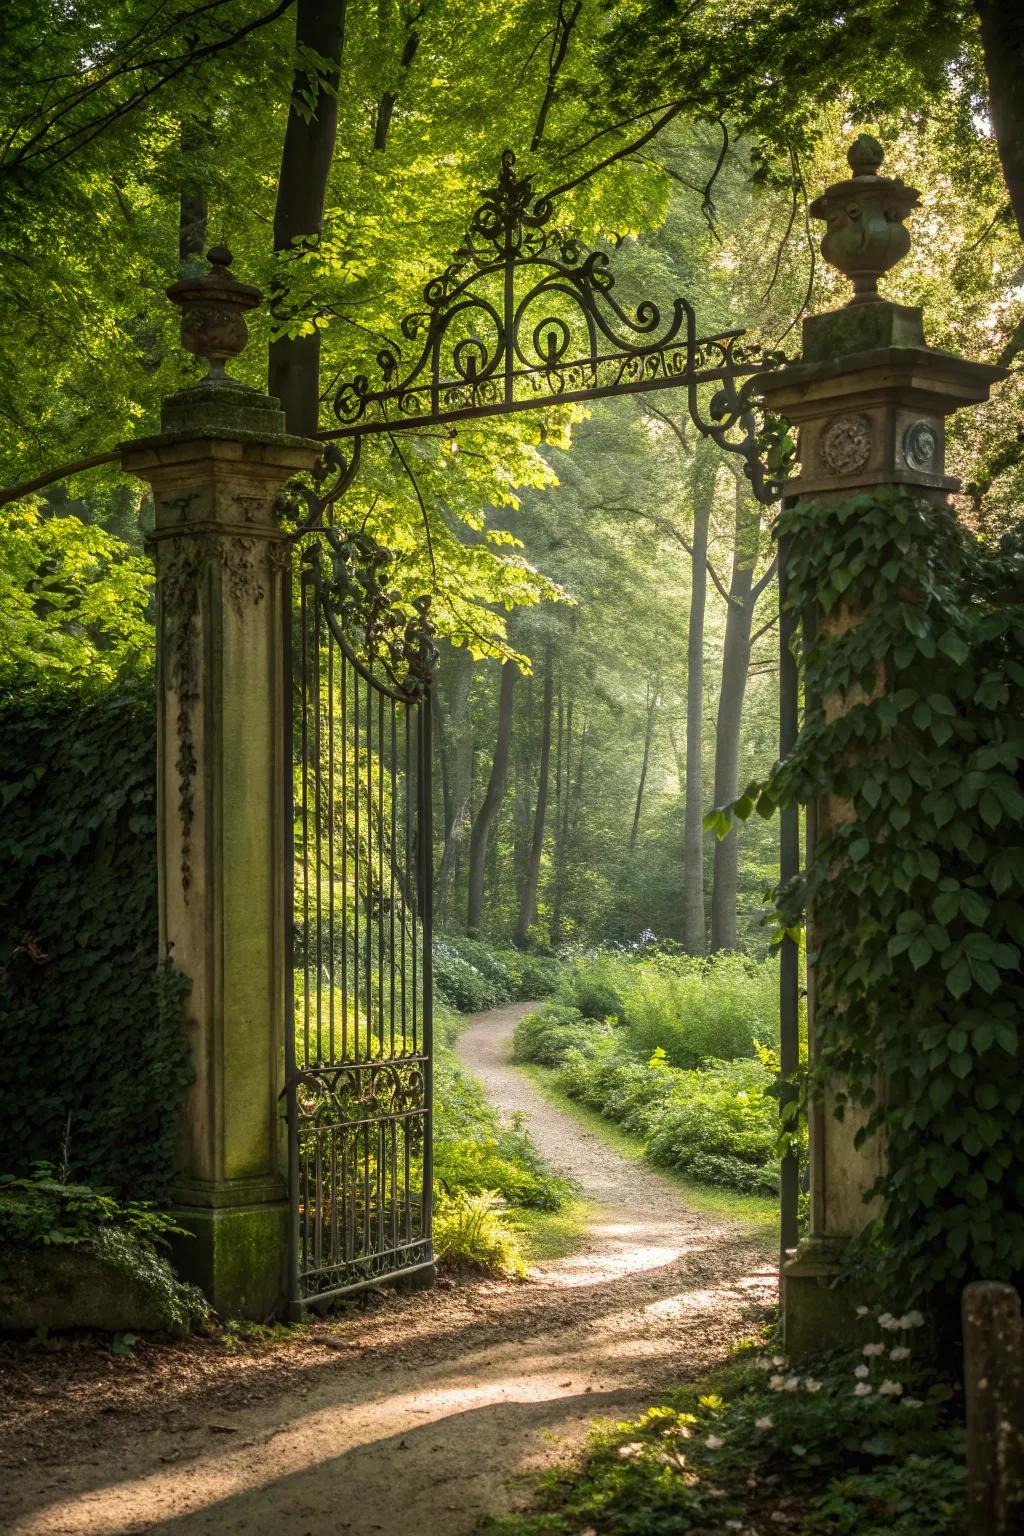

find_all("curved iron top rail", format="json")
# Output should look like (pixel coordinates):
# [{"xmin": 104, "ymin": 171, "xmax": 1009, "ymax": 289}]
[{"xmin": 320, "ymin": 150, "xmax": 790, "ymax": 505}]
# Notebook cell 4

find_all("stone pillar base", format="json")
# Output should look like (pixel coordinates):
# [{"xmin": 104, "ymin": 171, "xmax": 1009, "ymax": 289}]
[
  {"xmin": 168, "ymin": 1202, "xmax": 288, "ymax": 1322},
  {"xmin": 782, "ymin": 1237, "xmax": 867, "ymax": 1358}
]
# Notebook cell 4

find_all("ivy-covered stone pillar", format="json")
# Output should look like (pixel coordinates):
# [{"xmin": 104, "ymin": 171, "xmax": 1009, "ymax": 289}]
[
  {"xmin": 758, "ymin": 138, "xmax": 1004, "ymax": 1355},
  {"xmin": 121, "ymin": 249, "xmax": 319, "ymax": 1319}
]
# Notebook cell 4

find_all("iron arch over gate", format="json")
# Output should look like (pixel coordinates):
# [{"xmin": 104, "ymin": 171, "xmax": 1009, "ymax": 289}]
[{"xmin": 281, "ymin": 148, "xmax": 800, "ymax": 1312}]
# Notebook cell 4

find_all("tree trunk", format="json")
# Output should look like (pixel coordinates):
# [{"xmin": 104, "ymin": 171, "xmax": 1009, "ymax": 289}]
[
  {"xmin": 514, "ymin": 652, "xmax": 554, "ymax": 947},
  {"xmin": 269, "ymin": 0, "xmax": 346, "ymax": 433},
  {"xmin": 467, "ymin": 661, "xmax": 516, "ymax": 934},
  {"xmin": 683, "ymin": 456, "xmax": 715, "ymax": 954},
  {"xmin": 550, "ymin": 696, "xmax": 574, "ymax": 945},
  {"xmin": 710, "ymin": 477, "xmax": 763, "ymax": 952},
  {"xmin": 434, "ymin": 644, "xmax": 473, "ymax": 921},
  {"xmin": 629, "ymin": 680, "xmax": 659, "ymax": 854},
  {"xmin": 512, "ymin": 673, "xmax": 534, "ymax": 906},
  {"xmin": 975, "ymin": 0, "xmax": 1024, "ymax": 245}
]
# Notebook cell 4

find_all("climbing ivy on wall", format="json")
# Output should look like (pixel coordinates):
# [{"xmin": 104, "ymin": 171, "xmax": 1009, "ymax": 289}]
[
  {"xmin": 723, "ymin": 486, "xmax": 1024, "ymax": 1297},
  {"xmin": 0, "ymin": 682, "xmax": 190, "ymax": 1201}
]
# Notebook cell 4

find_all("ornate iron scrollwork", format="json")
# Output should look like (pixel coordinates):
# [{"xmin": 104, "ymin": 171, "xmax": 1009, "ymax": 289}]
[{"xmin": 323, "ymin": 150, "xmax": 790, "ymax": 502}]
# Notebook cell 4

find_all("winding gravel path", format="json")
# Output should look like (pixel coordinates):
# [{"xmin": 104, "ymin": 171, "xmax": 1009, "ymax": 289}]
[{"xmin": 1, "ymin": 1003, "xmax": 776, "ymax": 1536}]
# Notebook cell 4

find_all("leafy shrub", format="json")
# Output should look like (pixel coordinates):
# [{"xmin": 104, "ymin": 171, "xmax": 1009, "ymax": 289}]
[
  {"xmin": 559, "ymin": 951, "xmax": 630, "ymax": 1021},
  {"xmin": 432, "ymin": 935, "xmax": 562, "ymax": 1008},
  {"xmin": 0, "ymin": 682, "xmax": 191, "ymax": 1200},
  {"xmin": 0, "ymin": 1164, "xmax": 208, "ymax": 1331},
  {"xmin": 511, "ymin": 1003, "xmax": 612, "ymax": 1066},
  {"xmin": 432, "ymin": 1189, "xmax": 527, "ymax": 1277},
  {"xmin": 620, "ymin": 950, "xmax": 780, "ymax": 1066},
  {"xmin": 432, "ymin": 940, "xmax": 502, "ymax": 1012},
  {"xmin": 553, "ymin": 1040, "xmax": 781, "ymax": 1195}
]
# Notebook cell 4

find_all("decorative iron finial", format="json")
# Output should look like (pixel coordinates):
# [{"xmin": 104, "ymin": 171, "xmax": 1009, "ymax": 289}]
[
  {"xmin": 166, "ymin": 245, "xmax": 262, "ymax": 382},
  {"xmin": 810, "ymin": 135, "xmax": 920, "ymax": 305}
]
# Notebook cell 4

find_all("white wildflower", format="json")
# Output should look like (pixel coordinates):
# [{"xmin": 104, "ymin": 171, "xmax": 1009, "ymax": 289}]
[
  {"xmin": 878, "ymin": 1312, "xmax": 899, "ymax": 1331},
  {"xmin": 783, "ymin": 1376, "xmax": 801, "ymax": 1392},
  {"xmin": 803, "ymin": 1379, "xmax": 822, "ymax": 1394},
  {"xmin": 889, "ymin": 1346, "xmax": 911, "ymax": 1362},
  {"xmin": 856, "ymin": 1305, "xmax": 869, "ymax": 1317},
  {"xmin": 901, "ymin": 1310, "xmax": 925, "ymax": 1329},
  {"xmin": 878, "ymin": 1380, "xmax": 904, "ymax": 1397},
  {"xmin": 754, "ymin": 1356, "xmax": 773, "ymax": 1371},
  {"xmin": 772, "ymin": 1355, "xmax": 786, "ymax": 1367},
  {"xmin": 863, "ymin": 1342, "xmax": 886, "ymax": 1357},
  {"xmin": 736, "ymin": 1091, "xmax": 749, "ymax": 1102},
  {"xmin": 854, "ymin": 1382, "xmax": 873, "ymax": 1397},
  {"xmin": 902, "ymin": 1398, "xmax": 924, "ymax": 1410},
  {"xmin": 854, "ymin": 1364, "xmax": 870, "ymax": 1379},
  {"xmin": 705, "ymin": 1434, "xmax": 724, "ymax": 1450},
  {"xmin": 769, "ymin": 1374, "xmax": 785, "ymax": 1390},
  {"xmin": 755, "ymin": 1416, "xmax": 774, "ymax": 1431}
]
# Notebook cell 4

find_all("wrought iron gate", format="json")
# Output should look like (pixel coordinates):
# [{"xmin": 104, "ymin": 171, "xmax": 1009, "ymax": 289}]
[{"xmin": 284, "ymin": 508, "xmax": 435, "ymax": 1314}]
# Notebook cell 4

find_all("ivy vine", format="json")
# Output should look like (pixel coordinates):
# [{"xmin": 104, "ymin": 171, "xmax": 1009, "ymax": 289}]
[
  {"xmin": 0, "ymin": 680, "xmax": 190, "ymax": 1201},
  {"xmin": 720, "ymin": 486, "xmax": 1024, "ymax": 1297}
]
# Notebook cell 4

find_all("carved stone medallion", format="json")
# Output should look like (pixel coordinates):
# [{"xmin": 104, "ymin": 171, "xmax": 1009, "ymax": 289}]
[
  {"xmin": 820, "ymin": 413, "xmax": 873, "ymax": 475},
  {"xmin": 902, "ymin": 419, "xmax": 938, "ymax": 473}
]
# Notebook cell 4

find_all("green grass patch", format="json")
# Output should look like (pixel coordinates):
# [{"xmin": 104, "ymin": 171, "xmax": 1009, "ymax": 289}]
[
  {"xmin": 509, "ymin": 1198, "xmax": 594, "ymax": 1263},
  {"xmin": 521, "ymin": 1064, "xmax": 778, "ymax": 1239}
]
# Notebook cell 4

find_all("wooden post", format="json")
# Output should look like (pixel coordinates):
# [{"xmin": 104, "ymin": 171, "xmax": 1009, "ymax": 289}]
[{"xmin": 964, "ymin": 1282, "xmax": 1024, "ymax": 1535}]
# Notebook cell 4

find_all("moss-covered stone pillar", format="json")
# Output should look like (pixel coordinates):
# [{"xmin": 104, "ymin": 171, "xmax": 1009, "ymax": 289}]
[
  {"xmin": 758, "ymin": 138, "xmax": 1004, "ymax": 1355},
  {"xmin": 122, "ymin": 249, "xmax": 319, "ymax": 1319}
]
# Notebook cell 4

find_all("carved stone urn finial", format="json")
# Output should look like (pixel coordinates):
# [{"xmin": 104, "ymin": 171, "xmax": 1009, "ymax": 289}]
[
  {"xmin": 166, "ymin": 245, "xmax": 262, "ymax": 383},
  {"xmin": 810, "ymin": 135, "xmax": 921, "ymax": 305}
]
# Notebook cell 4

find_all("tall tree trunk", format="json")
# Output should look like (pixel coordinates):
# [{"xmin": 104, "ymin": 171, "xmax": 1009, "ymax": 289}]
[
  {"xmin": 550, "ymin": 696, "xmax": 574, "ymax": 946},
  {"xmin": 683, "ymin": 455, "xmax": 715, "ymax": 954},
  {"xmin": 710, "ymin": 477, "xmax": 764, "ymax": 952},
  {"xmin": 467, "ymin": 661, "xmax": 516, "ymax": 935},
  {"xmin": 269, "ymin": 0, "xmax": 346, "ymax": 433},
  {"xmin": 512, "ymin": 674, "xmax": 534, "ymax": 906},
  {"xmin": 629, "ymin": 680, "xmax": 659, "ymax": 854},
  {"xmin": 975, "ymin": 0, "xmax": 1024, "ymax": 244},
  {"xmin": 434, "ymin": 644, "xmax": 473, "ymax": 921},
  {"xmin": 514, "ymin": 651, "xmax": 554, "ymax": 947}
]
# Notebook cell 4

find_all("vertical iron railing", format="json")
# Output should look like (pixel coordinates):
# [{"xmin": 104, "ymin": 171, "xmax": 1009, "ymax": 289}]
[{"xmin": 284, "ymin": 532, "xmax": 434, "ymax": 1315}]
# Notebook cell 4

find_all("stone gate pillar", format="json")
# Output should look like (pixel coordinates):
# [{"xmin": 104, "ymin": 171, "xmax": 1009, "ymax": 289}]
[
  {"xmin": 121, "ymin": 249, "xmax": 319, "ymax": 1318},
  {"xmin": 758, "ymin": 138, "xmax": 1005, "ymax": 1354}
]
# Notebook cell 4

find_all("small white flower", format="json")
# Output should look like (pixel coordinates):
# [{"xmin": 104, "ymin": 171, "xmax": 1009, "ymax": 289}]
[
  {"xmin": 889, "ymin": 1346, "xmax": 911, "ymax": 1361},
  {"xmin": 901, "ymin": 1310, "xmax": 925, "ymax": 1329},
  {"xmin": 878, "ymin": 1379, "xmax": 904, "ymax": 1397},
  {"xmin": 854, "ymin": 1382, "xmax": 873, "ymax": 1397},
  {"xmin": 878, "ymin": 1312, "xmax": 898, "ymax": 1330},
  {"xmin": 755, "ymin": 1416, "xmax": 774, "ymax": 1431},
  {"xmin": 754, "ymin": 1356, "xmax": 773, "ymax": 1371},
  {"xmin": 854, "ymin": 1364, "xmax": 870, "ymax": 1379},
  {"xmin": 769, "ymin": 1374, "xmax": 785, "ymax": 1390},
  {"xmin": 803, "ymin": 1378, "xmax": 822, "ymax": 1393},
  {"xmin": 783, "ymin": 1376, "xmax": 800, "ymax": 1392},
  {"xmin": 772, "ymin": 1355, "xmax": 786, "ymax": 1367},
  {"xmin": 705, "ymin": 1434, "xmax": 724, "ymax": 1449},
  {"xmin": 863, "ymin": 1342, "xmax": 886, "ymax": 1357},
  {"xmin": 726, "ymin": 1524, "xmax": 744, "ymax": 1532},
  {"xmin": 902, "ymin": 1398, "xmax": 924, "ymax": 1410},
  {"xmin": 856, "ymin": 1305, "xmax": 869, "ymax": 1317}
]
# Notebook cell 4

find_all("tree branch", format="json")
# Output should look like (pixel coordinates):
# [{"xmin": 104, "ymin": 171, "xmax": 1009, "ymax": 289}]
[{"xmin": 530, "ymin": 0, "xmax": 583, "ymax": 152}]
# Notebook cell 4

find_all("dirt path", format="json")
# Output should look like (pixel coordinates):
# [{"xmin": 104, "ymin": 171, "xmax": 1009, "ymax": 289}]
[{"xmin": 0, "ymin": 1003, "xmax": 776, "ymax": 1536}]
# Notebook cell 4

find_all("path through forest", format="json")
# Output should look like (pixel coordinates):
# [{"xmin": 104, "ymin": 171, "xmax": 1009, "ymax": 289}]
[{"xmin": 1, "ymin": 1003, "xmax": 776, "ymax": 1536}]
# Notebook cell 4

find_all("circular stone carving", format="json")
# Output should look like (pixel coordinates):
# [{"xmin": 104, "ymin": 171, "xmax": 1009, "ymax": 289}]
[
  {"xmin": 820, "ymin": 414, "xmax": 873, "ymax": 475},
  {"xmin": 903, "ymin": 419, "xmax": 938, "ymax": 473}
]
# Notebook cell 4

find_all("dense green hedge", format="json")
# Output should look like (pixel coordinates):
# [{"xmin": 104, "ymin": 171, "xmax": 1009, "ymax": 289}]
[{"xmin": 0, "ymin": 682, "xmax": 190, "ymax": 1200}]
